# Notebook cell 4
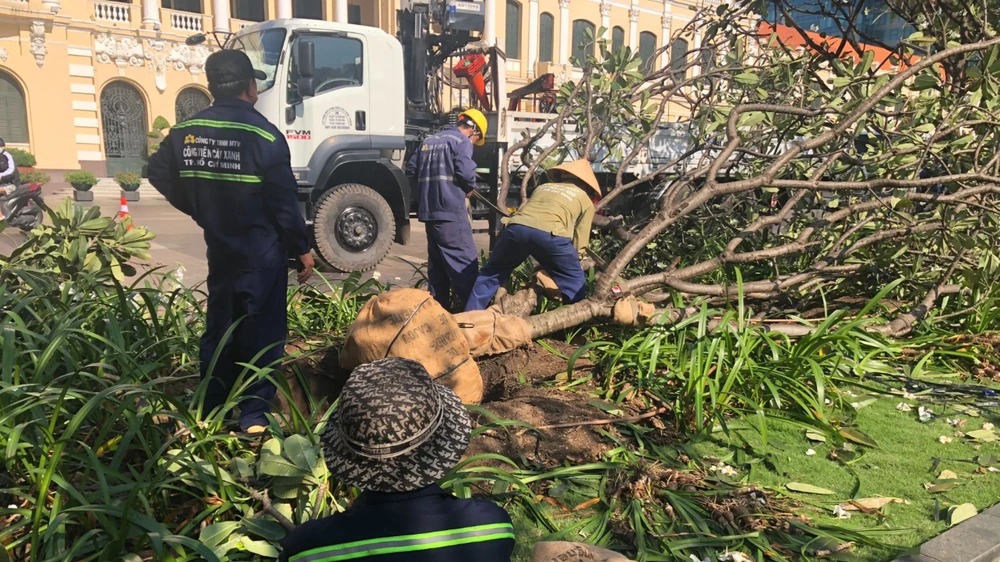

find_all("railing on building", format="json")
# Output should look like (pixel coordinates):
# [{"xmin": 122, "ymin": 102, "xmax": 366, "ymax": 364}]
[
  {"xmin": 165, "ymin": 9, "xmax": 205, "ymax": 33},
  {"xmin": 95, "ymin": 1, "xmax": 132, "ymax": 23}
]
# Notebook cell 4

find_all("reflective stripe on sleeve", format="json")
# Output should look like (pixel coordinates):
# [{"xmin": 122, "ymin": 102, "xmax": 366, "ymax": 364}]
[
  {"xmin": 173, "ymin": 119, "xmax": 276, "ymax": 142},
  {"xmin": 288, "ymin": 523, "xmax": 515, "ymax": 562},
  {"xmin": 179, "ymin": 170, "xmax": 263, "ymax": 183}
]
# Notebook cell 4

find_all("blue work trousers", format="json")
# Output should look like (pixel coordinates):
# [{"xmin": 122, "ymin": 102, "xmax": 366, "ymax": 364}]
[
  {"xmin": 425, "ymin": 219, "xmax": 479, "ymax": 311},
  {"xmin": 466, "ymin": 224, "xmax": 586, "ymax": 311},
  {"xmin": 200, "ymin": 265, "xmax": 287, "ymax": 430}
]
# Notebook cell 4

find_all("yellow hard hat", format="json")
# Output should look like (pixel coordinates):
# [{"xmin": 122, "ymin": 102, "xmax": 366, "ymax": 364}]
[{"xmin": 458, "ymin": 108, "xmax": 488, "ymax": 146}]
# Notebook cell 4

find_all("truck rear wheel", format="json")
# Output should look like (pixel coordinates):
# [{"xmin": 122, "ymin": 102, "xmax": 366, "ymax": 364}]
[{"xmin": 313, "ymin": 184, "xmax": 396, "ymax": 273}]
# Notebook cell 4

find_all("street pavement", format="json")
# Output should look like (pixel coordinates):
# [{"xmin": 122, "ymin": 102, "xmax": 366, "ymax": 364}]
[{"xmin": 0, "ymin": 184, "xmax": 492, "ymax": 290}]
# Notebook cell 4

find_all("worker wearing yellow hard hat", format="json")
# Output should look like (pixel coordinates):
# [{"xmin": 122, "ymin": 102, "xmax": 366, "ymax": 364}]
[
  {"xmin": 465, "ymin": 159, "xmax": 601, "ymax": 311},
  {"xmin": 457, "ymin": 108, "xmax": 488, "ymax": 146},
  {"xmin": 405, "ymin": 107, "xmax": 489, "ymax": 311}
]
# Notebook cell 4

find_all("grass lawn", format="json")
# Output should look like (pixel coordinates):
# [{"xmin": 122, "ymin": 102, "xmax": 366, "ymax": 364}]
[{"xmin": 693, "ymin": 391, "xmax": 1000, "ymax": 560}]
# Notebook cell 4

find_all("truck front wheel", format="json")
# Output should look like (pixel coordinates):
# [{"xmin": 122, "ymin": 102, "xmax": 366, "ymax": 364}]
[{"xmin": 313, "ymin": 184, "xmax": 395, "ymax": 273}]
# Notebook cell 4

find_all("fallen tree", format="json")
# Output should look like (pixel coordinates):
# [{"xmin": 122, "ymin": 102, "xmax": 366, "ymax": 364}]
[{"xmin": 493, "ymin": 0, "xmax": 1000, "ymax": 338}]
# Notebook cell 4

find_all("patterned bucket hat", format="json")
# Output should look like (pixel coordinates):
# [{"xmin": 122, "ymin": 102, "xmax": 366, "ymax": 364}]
[{"xmin": 322, "ymin": 357, "xmax": 472, "ymax": 492}]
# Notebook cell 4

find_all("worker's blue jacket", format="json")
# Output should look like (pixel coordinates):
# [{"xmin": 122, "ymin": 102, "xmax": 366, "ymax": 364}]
[
  {"xmin": 278, "ymin": 484, "xmax": 515, "ymax": 562},
  {"xmin": 147, "ymin": 98, "xmax": 309, "ymax": 269},
  {"xmin": 406, "ymin": 126, "xmax": 478, "ymax": 223}
]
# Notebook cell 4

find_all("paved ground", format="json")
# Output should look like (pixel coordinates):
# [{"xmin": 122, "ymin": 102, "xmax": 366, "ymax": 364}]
[{"xmin": 0, "ymin": 184, "xmax": 492, "ymax": 290}]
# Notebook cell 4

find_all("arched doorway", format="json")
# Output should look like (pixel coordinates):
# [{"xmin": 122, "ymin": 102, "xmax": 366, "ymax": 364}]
[
  {"xmin": 175, "ymin": 87, "xmax": 211, "ymax": 124},
  {"xmin": 101, "ymin": 81, "xmax": 147, "ymax": 176},
  {"xmin": 0, "ymin": 71, "xmax": 29, "ymax": 144}
]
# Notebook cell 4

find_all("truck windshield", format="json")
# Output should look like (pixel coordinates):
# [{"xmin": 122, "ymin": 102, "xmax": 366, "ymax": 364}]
[{"xmin": 227, "ymin": 29, "xmax": 286, "ymax": 94}]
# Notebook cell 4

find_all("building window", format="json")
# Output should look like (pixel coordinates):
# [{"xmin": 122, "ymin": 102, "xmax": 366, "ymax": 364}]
[
  {"xmin": 231, "ymin": 0, "xmax": 265, "ymax": 21},
  {"xmin": 571, "ymin": 19, "xmax": 596, "ymax": 66},
  {"xmin": 505, "ymin": 0, "xmax": 521, "ymax": 59},
  {"xmin": 701, "ymin": 48, "xmax": 714, "ymax": 73},
  {"xmin": 670, "ymin": 38, "xmax": 688, "ymax": 79},
  {"xmin": 293, "ymin": 0, "xmax": 323, "ymax": 19},
  {"xmin": 539, "ymin": 12, "xmax": 554, "ymax": 62},
  {"xmin": 348, "ymin": 4, "xmax": 361, "ymax": 24},
  {"xmin": 175, "ymin": 87, "xmax": 211, "ymax": 124},
  {"xmin": 0, "ymin": 72, "xmax": 28, "ymax": 144},
  {"xmin": 639, "ymin": 31, "xmax": 656, "ymax": 73},
  {"xmin": 161, "ymin": 0, "xmax": 201, "ymax": 13},
  {"xmin": 612, "ymin": 26, "xmax": 625, "ymax": 54},
  {"xmin": 289, "ymin": 34, "xmax": 364, "ymax": 98}
]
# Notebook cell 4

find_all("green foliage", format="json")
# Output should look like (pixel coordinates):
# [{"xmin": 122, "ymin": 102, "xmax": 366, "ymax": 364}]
[
  {"xmin": 115, "ymin": 171, "xmax": 142, "ymax": 190},
  {"xmin": 153, "ymin": 115, "xmax": 171, "ymax": 131},
  {"xmin": 1, "ymin": 198, "xmax": 154, "ymax": 282},
  {"xmin": 20, "ymin": 170, "xmax": 50, "ymax": 185},
  {"xmin": 287, "ymin": 272, "xmax": 383, "ymax": 343},
  {"xmin": 64, "ymin": 170, "xmax": 98, "ymax": 189},
  {"xmin": 7, "ymin": 147, "xmax": 35, "ymax": 167}
]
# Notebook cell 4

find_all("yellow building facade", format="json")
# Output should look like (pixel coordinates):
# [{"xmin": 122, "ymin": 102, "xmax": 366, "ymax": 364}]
[{"xmin": 0, "ymin": 0, "xmax": 701, "ymax": 174}]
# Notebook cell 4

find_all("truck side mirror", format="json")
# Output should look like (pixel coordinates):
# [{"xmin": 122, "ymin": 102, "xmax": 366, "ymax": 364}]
[{"xmin": 296, "ymin": 40, "xmax": 316, "ymax": 99}]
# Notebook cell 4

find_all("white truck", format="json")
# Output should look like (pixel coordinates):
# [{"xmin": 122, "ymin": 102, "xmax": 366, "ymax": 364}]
[{"xmin": 198, "ymin": 1, "xmax": 692, "ymax": 273}]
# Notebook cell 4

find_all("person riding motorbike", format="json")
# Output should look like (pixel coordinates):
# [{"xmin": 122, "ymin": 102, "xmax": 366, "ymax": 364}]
[{"xmin": 0, "ymin": 138, "xmax": 21, "ymax": 195}]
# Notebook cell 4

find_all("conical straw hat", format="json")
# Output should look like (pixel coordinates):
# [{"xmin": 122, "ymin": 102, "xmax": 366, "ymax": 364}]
[{"xmin": 550, "ymin": 159, "xmax": 602, "ymax": 196}]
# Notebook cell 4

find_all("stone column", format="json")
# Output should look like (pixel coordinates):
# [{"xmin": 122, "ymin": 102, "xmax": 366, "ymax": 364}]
[
  {"xmin": 484, "ymin": 0, "xmax": 497, "ymax": 46},
  {"xmin": 142, "ymin": 0, "xmax": 160, "ymax": 29},
  {"xmin": 527, "ymin": 0, "xmax": 539, "ymax": 75},
  {"xmin": 277, "ymin": 0, "xmax": 293, "ymax": 19},
  {"xmin": 212, "ymin": 0, "xmax": 229, "ymax": 32},
  {"xmin": 600, "ymin": 1, "xmax": 610, "ymax": 42},
  {"xmin": 335, "ymin": 0, "xmax": 348, "ymax": 22},
  {"xmin": 558, "ymin": 0, "xmax": 570, "ymax": 65},
  {"xmin": 660, "ymin": 14, "xmax": 671, "ymax": 70},
  {"xmin": 628, "ymin": 3, "xmax": 639, "ymax": 49}
]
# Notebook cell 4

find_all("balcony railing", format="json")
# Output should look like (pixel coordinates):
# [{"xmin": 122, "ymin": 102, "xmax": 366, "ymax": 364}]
[
  {"xmin": 165, "ymin": 8, "xmax": 204, "ymax": 33},
  {"xmin": 95, "ymin": 1, "xmax": 132, "ymax": 23}
]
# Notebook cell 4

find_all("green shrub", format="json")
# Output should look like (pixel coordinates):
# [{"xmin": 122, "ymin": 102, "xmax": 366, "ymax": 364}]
[
  {"xmin": 152, "ymin": 115, "xmax": 170, "ymax": 131},
  {"xmin": 20, "ymin": 170, "xmax": 50, "ymax": 185},
  {"xmin": 115, "ymin": 171, "xmax": 141, "ymax": 191},
  {"xmin": 64, "ymin": 170, "xmax": 98, "ymax": 190},
  {"xmin": 8, "ymin": 147, "xmax": 35, "ymax": 168}
]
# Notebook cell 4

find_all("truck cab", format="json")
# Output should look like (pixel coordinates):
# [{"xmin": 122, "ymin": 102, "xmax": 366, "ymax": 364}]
[{"xmin": 228, "ymin": 19, "xmax": 412, "ymax": 272}]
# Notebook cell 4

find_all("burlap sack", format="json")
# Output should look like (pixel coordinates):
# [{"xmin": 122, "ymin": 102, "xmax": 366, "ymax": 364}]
[
  {"xmin": 612, "ymin": 296, "xmax": 657, "ymax": 326},
  {"xmin": 534, "ymin": 268, "xmax": 563, "ymax": 299},
  {"xmin": 341, "ymin": 288, "xmax": 483, "ymax": 404},
  {"xmin": 452, "ymin": 309, "xmax": 532, "ymax": 357},
  {"xmin": 532, "ymin": 542, "xmax": 633, "ymax": 562}
]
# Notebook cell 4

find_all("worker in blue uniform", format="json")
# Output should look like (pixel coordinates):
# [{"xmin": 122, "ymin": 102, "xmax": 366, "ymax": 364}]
[
  {"xmin": 146, "ymin": 50, "xmax": 314, "ymax": 434},
  {"xmin": 406, "ymin": 109, "xmax": 488, "ymax": 311},
  {"xmin": 278, "ymin": 357, "xmax": 515, "ymax": 562}
]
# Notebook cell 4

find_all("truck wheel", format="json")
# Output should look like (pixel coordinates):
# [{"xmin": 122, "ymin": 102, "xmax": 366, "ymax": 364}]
[{"xmin": 313, "ymin": 184, "xmax": 395, "ymax": 273}]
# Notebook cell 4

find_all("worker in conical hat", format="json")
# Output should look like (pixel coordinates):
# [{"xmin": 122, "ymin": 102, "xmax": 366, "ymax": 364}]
[{"xmin": 465, "ymin": 159, "xmax": 600, "ymax": 311}]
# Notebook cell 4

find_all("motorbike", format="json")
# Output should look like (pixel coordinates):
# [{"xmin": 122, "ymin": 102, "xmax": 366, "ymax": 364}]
[{"xmin": 0, "ymin": 182, "xmax": 44, "ymax": 232}]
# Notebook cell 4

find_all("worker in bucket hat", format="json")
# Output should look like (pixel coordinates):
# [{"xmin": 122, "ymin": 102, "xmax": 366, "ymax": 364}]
[{"xmin": 278, "ymin": 357, "xmax": 515, "ymax": 562}]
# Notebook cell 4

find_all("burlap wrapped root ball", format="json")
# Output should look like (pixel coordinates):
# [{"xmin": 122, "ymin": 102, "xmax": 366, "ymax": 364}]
[
  {"xmin": 341, "ymin": 288, "xmax": 483, "ymax": 404},
  {"xmin": 452, "ymin": 309, "xmax": 532, "ymax": 357}
]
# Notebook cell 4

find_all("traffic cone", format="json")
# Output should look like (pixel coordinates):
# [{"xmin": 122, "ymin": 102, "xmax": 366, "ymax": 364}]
[{"xmin": 119, "ymin": 196, "xmax": 133, "ymax": 230}]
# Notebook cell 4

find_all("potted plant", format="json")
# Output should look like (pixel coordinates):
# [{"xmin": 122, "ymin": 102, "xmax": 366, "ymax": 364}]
[
  {"xmin": 65, "ymin": 170, "xmax": 97, "ymax": 202},
  {"xmin": 115, "ymin": 171, "xmax": 142, "ymax": 201},
  {"xmin": 9, "ymin": 148, "xmax": 36, "ymax": 174},
  {"xmin": 148, "ymin": 116, "xmax": 170, "ymax": 157},
  {"xmin": 20, "ymin": 170, "xmax": 50, "ymax": 186}
]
